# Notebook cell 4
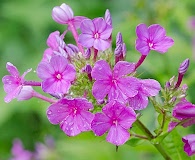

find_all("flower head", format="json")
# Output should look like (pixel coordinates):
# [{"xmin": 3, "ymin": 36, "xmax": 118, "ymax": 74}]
[
  {"xmin": 37, "ymin": 55, "xmax": 76, "ymax": 96},
  {"xmin": 52, "ymin": 3, "xmax": 86, "ymax": 29},
  {"xmin": 91, "ymin": 60, "xmax": 139, "ymax": 103},
  {"xmin": 91, "ymin": 101, "xmax": 136, "ymax": 146},
  {"xmin": 135, "ymin": 23, "xmax": 174, "ymax": 55},
  {"xmin": 182, "ymin": 134, "xmax": 195, "ymax": 156},
  {"xmin": 2, "ymin": 62, "xmax": 31, "ymax": 103},
  {"xmin": 128, "ymin": 79, "xmax": 161, "ymax": 110},
  {"xmin": 47, "ymin": 98, "xmax": 94, "ymax": 136},
  {"xmin": 78, "ymin": 18, "xmax": 112, "ymax": 51}
]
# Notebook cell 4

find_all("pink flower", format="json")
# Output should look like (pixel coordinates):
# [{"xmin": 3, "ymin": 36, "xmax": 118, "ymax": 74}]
[
  {"xmin": 128, "ymin": 79, "xmax": 161, "ymax": 110},
  {"xmin": 47, "ymin": 98, "xmax": 94, "ymax": 136},
  {"xmin": 37, "ymin": 55, "xmax": 76, "ymax": 95},
  {"xmin": 182, "ymin": 134, "xmax": 195, "ymax": 156},
  {"xmin": 91, "ymin": 60, "xmax": 139, "ymax": 103},
  {"xmin": 2, "ymin": 62, "xmax": 31, "ymax": 103},
  {"xmin": 168, "ymin": 99, "xmax": 195, "ymax": 131},
  {"xmin": 10, "ymin": 139, "xmax": 34, "ymax": 160},
  {"xmin": 91, "ymin": 101, "xmax": 136, "ymax": 146},
  {"xmin": 78, "ymin": 18, "xmax": 112, "ymax": 51},
  {"xmin": 135, "ymin": 23, "xmax": 174, "ymax": 55},
  {"xmin": 52, "ymin": 3, "xmax": 86, "ymax": 29}
]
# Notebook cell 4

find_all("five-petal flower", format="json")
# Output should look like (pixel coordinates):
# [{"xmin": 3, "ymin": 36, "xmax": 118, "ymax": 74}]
[{"xmin": 135, "ymin": 23, "xmax": 174, "ymax": 55}]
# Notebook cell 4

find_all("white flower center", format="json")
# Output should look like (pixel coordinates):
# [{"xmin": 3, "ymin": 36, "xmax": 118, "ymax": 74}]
[
  {"xmin": 56, "ymin": 73, "xmax": 62, "ymax": 80},
  {"xmin": 94, "ymin": 33, "xmax": 100, "ymax": 39}
]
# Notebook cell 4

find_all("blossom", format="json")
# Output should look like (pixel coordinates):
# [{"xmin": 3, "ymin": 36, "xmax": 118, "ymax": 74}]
[
  {"xmin": 91, "ymin": 101, "xmax": 136, "ymax": 146},
  {"xmin": 10, "ymin": 139, "xmax": 34, "ymax": 160},
  {"xmin": 182, "ymin": 134, "xmax": 195, "ymax": 156},
  {"xmin": 128, "ymin": 79, "xmax": 161, "ymax": 110},
  {"xmin": 168, "ymin": 98, "xmax": 195, "ymax": 131},
  {"xmin": 46, "ymin": 98, "xmax": 94, "ymax": 136},
  {"xmin": 135, "ymin": 23, "xmax": 174, "ymax": 55},
  {"xmin": 78, "ymin": 18, "xmax": 112, "ymax": 51},
  {"xmin": 37, "ymin": 55, "xmax": 76, "ymax": 95},
  {"xmin": 52, "ymin": 3, "xmax": 86, "ymax": 29},
  {"xmin": 2, "ymin": 62, "xmax": 31, "ymax": 103},
  {"xmin": 17, "ymin": 86, "xmax": 34, "ymax": 101},
  {"xmin": 91, "ymin": 60, "xmax": 139, "ymax": 103}
]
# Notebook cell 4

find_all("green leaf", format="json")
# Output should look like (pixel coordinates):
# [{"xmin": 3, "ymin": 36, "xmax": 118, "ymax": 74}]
[
  {"xmin": 162, "ymin": 129, "xmax": 191, "ymax": 160},
  {"xmin": 126, "ymin": 138, "xmax": 145, "ymax": 147}
]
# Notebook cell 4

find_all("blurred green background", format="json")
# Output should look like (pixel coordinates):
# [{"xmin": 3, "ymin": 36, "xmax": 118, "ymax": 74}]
[{"xmin": 1, "ymin": 0, "xmax": 195, "ymax": 159}]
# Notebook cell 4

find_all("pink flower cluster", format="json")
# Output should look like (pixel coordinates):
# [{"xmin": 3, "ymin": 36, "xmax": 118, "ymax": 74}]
[{"xmin": 5, "ymin": 3, "xmax": 195, "ymax": 153}]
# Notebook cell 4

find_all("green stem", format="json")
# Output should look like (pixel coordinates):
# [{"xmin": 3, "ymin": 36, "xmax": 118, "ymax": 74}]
[{"xmin": 134, "ymin": 119, "xmax": 172, "ymax": 160}]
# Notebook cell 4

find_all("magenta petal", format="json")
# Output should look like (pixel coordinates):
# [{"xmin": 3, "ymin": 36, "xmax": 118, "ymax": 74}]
[
  {"xmin": 100, "ymin": 25, "xmax": 112, "ymax": 39},
  {"xmin": 113, "ymin": 61, "xmax": 135, "ymax": 78},
  {"xmin": 78, "ymin": 34, "xmax": 94, "ymax": 48},
  {"xmin": 47, "ymin": 102, "xmax": 70, "ymax": 125},
  {"xmin": 37, "ymin": 62, "xmax": 54, "ymax": 80},
  {"xmin": 117, "ymin": 77, "xmax": 139, "ymax": 98},
  {"xmin": 46, "ymin": 31, "xmax": 60, "ymax": 49},
  {"xmin": 140, "ymin": 79, "xmax": 161, "ymax": 96},
  {"xmin": 92, "ymin": 80, "xmax": 111, "ymax": 101},
  {"xmin": 62, "ymin": 64, "xmax": 76, "ymax": 81},
  {"xmin": 78, "ymin": 110, "xmax": 94, "ymax": 131},
  {"xmin": 72, "ymin": 16, "xmax": 88, "ymax": 29},
  {"xmin": 94, "ymin": 38, "xmax": 111, "ymax": 51},
  {"xmin": 182, "ymin": 134, "xmax": 195, "ymax": 156},
  {"xmin": 91, "ymin": 60, "xmax": 112, "ymax": 81},
  {"xmin": 148, "ymin": 24, "xmax": 165, "ymax": 43},
  {"xmin": 6, "ymin": 62, "xmax": 20, "ymax": 77},
  {"xmin": 50, "ymin": 55, "xmax": 68, "ymax": 73},
  {"xmin": 106, "ymin": 125, "xmax": 130, "ymax": 146},
  {"xmin": 42, "ymin": 48, "xmax": 53, "ymax": 62},
  {"xmin": 93, "ymin": 18, "xmax": 107, "ymax": 33},
  {"xmin": 128, "ymin": 93, "xmax": 148, "ymax": 110},
  {"xmin": 91, "ymin": 113, "xmax": 111, "ymax": 136},
  {"xmin": 4, "ymin": 86, "xmax": 22, "ymax": 103},
  {"xmin": 136, "ymin": 24, "xmax": 149, "ymax": 41},
  {"xmin": 168, "ymin": 121, "xmax": 178, "ymax": 132},
  {"xmin": 80, "ymin": 19, "xmax": 95, "ymax": 34},
  {"xmin": 154, "ymin": 37, "xmax": 174, "ymax": 53},
  {"xmin": 135, "ymin": 38, "xmax": 150, "ymax": 55}
]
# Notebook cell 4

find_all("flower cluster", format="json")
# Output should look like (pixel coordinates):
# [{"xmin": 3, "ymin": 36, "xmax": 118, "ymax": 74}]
[{"xmin": 2, "ymin": 2, "xmax": 195, "ymax": 158}]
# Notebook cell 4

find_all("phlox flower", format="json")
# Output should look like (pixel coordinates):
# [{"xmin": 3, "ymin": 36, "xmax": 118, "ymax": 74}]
[
  {"xmin": 91, "ymin": 60, "xmax": 139, "ymax": 103},
  {"xmin": 37, "ymin": 55, "xmax": 76, "ymax": 96},
  {"xmin": 128, "ymin": 79, "xmax": 161, "ymax": 110},
  {"xmin": 135, "ymin": 23, "xmax": 174, "ymax": 55},
  {"xmin": 47, "ymin": 98, "xmax": 94, "ymax": 136},
  {"xmin": 52, "ymin": 3, "xmax": 86, "ymax": 29},
  {"xmin": 2, "ymin": 62, "xmax": 31, "ymax": 103},
  {"xmin": 91, "ymin": 101, "xmax": 136, "ymax": 146},
  {"xmin": 78, "ymin": 18, "xmax": 112, "ymax": 51},
  {"xmin": 182, "ymin": 134, "xmax": 195, "ymax": 156},
  {"xmin": 168, "ymin": 98, "xmax": 195, "ymax": 131}
]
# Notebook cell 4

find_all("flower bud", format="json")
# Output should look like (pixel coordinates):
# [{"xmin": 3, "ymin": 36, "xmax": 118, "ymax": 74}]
[
  {"xmin": 114, "ymin": 44, "xmax": 122, "ymax": 57},
  {"xmin": 182, "ymin": 134, "xmax": 195, "ymax": 156},
  {"xmin": 83, "ymin": 48, "xmax": 91, "ymax": 59},
  {"xmin": 105, "ymin": 9, "xmax": 112, "ymax": 26},
  {"xmin": 116, "ymin": 32, "xmax": 123, "ymax": 46},
  {"xmin": 17, "ymin": 86, "xmax": 34, "ymax": 101},
  {"xmin": 178, "ymin": 58, "xmax": 190, "ymax": 75},
  {"xmin": 52, "ymin": 3, "xmax": 74, "ymax": 24}
]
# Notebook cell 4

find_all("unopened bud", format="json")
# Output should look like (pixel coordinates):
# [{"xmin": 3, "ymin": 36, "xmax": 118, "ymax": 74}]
[
  {"xmin": 114, "ymin": 44, "xmax": 122, "ymax": 57},
  {"xmin": 178, "ymin": 58, "xmax": 190, "ymax": 75},
  {"xmin": 84, "ymin": 48, "xmax": 91, "ymax": 59},
  {"xmin": 116, "ymin": 32, "xmax": 123, "ymax": 46},
  {"xmin": 105, "ymin": 9, "xmax": 112, "ymax": 26}
]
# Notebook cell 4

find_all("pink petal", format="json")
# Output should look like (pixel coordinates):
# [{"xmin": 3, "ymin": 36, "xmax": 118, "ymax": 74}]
[
  {"xmin": 61, "ymin": 64, "xmax": 76, "ymax": 81},
  {"xmin": 106, "ymin": 125, "xmax": 130, "ymax": 146},
  {"xmin": 94, "ymin": 38, "xmax": 111, "ymax": 51},
  {"xmin": 91, "ymin": 60, "xmax": 112, "ymax": 81},
  {"xmin": 50, "ymin": 55, "xmax": 68, "ymax": 73},
  {"xmin": 100, "ymin": 25, "xmax": 112, "ymax": 39},
  {"xmin": 37, "ymin": 62, "xmax": 55, "ymax": 80},
  {"xmin": 148, "ymin": 24, "xmax": 165, "ymax": 43},
  {"xmin": 52, "ymin": 7, "xmax": 69, "ymax": 24},
  {"xmin": 154, "ymin": 36, "xmax": 174, "ymax": 53},
  {"xmin": 72, "ymin": 16, "xmax": 88, "ymax": 29},
  {"xmin": 6, "ymin": 62, "xmax": 20, "ymax": 77},
  {"xmin": 92, "ymin": 80, "xmax": 112, "ymax": 102},
  {"xmin": 113, "ymin": 61, "xmax": 135, "ymax": 78},
  {"xmin": 128, "ymin": 93, "xmax": 149, "ymax": 110},
  {"xmin": 135, "ymin": 38, "xmax": 150, "ymax": 55},
  {"xmin": 117, "ymin": 77, "xmax": 139, "ymax": 98},
  {"xmin": 140, "ymin": 79, "xmax": 161, "ymax": 96},
  {"xmin": 4, "ymin": 86, "xmax": 22, "ymax": 103},
  {"xmin": 60, "ymin": 3, "xmax": 74, "ymax": 19},
  {"xmin": 80, "ymin": 19, "xmax": 95, "ymax": 34},
  {"xmin": 75, "ymin": 98, "xmax": 94, "ymax": 110},
  {"xmin": 93, "ymin": 18, "xmax": 107, "ymax": 33},
  {"xmin": 42, "ymin": 48, "xmax": 53, "ymax": 62},
  {"xmin": 46, "ymin": 31, "xmax": 60, "ymax": 49},
  {"xmin": 78, "ymin": 34, "xmax": 94, "ymax": 48},
  {"xmin": 136, "ymin": 24, "xmax": 149, "ymax": 41},
  {"xmin": 91, "ymin": 113, "xmax": 111, "ymax": 136},
  {"xmin": 47, "ymin": 102, "xmax": 70, "ymax": 125}
]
